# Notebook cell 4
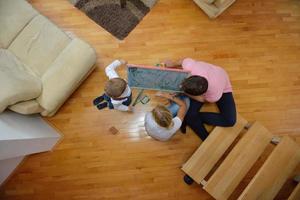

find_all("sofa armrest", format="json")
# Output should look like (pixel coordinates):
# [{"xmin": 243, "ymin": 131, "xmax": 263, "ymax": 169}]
[
  {"xmin": 194, "ymin": 0, "xmax": 216, "ymax": 5},
  {"xmin": 9, "ymin": 100, "xmax": 44, "ymax": 115},
  {"xmin": 202, "ymin": 0, "xmax": 216, "ymax": 4},
  {"xmin": 37, "ymin": 38, "xmax": 96, "ymax": 116}
]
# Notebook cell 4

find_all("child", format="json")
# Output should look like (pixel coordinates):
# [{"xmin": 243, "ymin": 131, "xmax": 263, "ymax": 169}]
[
  {"xmin": 144, "ymin": 93, "xmax": 189, "ymax": 141},
  {"xmin": 93, "ymin": 60, "xmax": 133, "ymax": 112}
]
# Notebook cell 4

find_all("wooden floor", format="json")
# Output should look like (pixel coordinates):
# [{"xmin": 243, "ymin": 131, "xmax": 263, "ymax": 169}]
[{"xmin": 1, "ymin": 0, "xmax": 300, "ymax": 199}]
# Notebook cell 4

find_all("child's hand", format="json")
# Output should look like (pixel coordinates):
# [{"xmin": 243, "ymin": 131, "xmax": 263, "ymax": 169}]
[
  {"xmin": 128, "ymin": 106, "xmax": 134, "ymax": 112},
  {"xmin": 155, "ymin": 91, "xmax": 163, "ymax": 97},
  {"xmin": 119, "ymin": 59, "xmax": 128, "ymax": 66}
]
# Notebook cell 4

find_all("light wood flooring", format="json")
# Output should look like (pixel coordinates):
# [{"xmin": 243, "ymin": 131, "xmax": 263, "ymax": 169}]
[{"xmin": 1, "ymin": 0, "xmax": 300, "ymax": 199}]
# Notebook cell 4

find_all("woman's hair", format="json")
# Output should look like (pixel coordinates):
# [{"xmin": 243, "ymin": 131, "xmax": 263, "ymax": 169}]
[
  {"xmin": 151, "ymin": 105, "xmax": 173, "ymax": 128},
  {"xmin": 181, "ymin": 75, "xmax": 208, "ymax": 96},
  {"xmin": 104, "ymin": 78, "xmax": 127, "ymax": 98}
]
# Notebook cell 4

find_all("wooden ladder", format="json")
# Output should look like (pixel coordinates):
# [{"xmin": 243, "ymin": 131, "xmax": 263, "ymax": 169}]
[{"xmin": 182, "ymin": 115, "xmax": 300, "ymax": 200}]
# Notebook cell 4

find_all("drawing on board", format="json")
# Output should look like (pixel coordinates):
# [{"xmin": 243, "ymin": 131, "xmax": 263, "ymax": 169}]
[{"xmin": 127, "ymin": 65, "xmax": 189, "ymax": 92}]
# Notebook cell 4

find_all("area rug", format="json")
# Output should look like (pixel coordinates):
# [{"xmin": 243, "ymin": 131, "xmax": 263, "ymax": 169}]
[{"xmin": 70, "ymin": 0, "xmax": 157, "ymax": 40}]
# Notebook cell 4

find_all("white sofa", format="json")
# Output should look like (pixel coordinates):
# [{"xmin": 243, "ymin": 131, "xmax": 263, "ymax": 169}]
[{"xmin": 0, "ymin": 0, "xmax": 96, "ymax": 116}]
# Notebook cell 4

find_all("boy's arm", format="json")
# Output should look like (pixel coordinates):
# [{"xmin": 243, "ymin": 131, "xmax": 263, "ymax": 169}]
[
  {"xmin": 186, "ymin": 94, "xmax": 205, "ymax": 102},
  {"xmin": 105, "ymin": 60, "xmax": 127, "ymax": 79},
  {"xmin": 113, "ymin": 103, "xmax": 133, "ymax": 112}
]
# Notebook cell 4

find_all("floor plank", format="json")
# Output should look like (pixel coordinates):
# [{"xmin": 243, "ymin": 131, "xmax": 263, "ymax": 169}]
[{"xmin": 1, "ymin": 0, "xmax": 300, "ymax": 199}]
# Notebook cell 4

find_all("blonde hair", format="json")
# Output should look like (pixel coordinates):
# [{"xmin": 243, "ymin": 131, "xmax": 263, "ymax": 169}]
[
  {"xmin": 105, "ymin": 78, "xmax": 127, "ymax": 98},
  {"xmin": 152, "ymin": 105, "xmax": 174, "ymax": 128}
]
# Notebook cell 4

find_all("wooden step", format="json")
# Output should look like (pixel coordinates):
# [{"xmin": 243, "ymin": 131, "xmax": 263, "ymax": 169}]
[
  {"xmin": 203, "ymin": 121, "xmax": 272, "ymax": 200},
  {"xmin": 238, "ymin": 136, "xmax": 300, "ymax": 200},
  {"xmin": 288, "ymin": 182, "xmax": 300, "ymax": 200},
  {"xmin": 181, "ymin": 115, "xmax": 248, "ymax": 184}
]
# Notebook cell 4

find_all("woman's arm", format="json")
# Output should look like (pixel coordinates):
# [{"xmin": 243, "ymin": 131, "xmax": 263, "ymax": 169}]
[{"xmin": 176, "ymin": 102, "xmax": 187, "ymax": 121}]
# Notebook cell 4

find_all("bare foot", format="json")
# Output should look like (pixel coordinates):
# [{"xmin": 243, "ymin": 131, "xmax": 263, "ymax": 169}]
[{"xmin": 128, "ymin": 106, "xmax": 134, "ymax": 112}]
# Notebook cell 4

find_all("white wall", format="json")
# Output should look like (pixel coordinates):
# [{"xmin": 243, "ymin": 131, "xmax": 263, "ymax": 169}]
[
  {"xmin": 0, "ymin": 111, "xmax": 61, "ymax": 185},
  {"xmin": 0, "ymin": 111, "xmax": 61, "ymax": 140},
  {"xmin": 0, "ymin": 156, "xmax": 24, "ymax": 185}
]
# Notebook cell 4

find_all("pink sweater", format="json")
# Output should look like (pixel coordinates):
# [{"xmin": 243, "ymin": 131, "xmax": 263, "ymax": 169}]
[{"xmin": 182, "ymin": 58, "xmax": 233, "ymax": 103}]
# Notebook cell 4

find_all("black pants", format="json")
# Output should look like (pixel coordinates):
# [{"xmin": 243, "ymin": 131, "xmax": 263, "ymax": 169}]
[
  {"xmin": 184, "ymin": 92, "xmax": 236, "ymax": 141},
  {"xmin": 103, "ymin": 93, "xmax": 132, "ymax": 109}
]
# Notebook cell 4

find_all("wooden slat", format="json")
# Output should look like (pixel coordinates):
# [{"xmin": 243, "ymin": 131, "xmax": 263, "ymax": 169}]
[
  {"xmin": 181, "ymin": 115, "xmax": 247, "ymax": 184},
  {"xmin": 2, "ymin": 0, "xmax": 300, "ymax": 199},
  {"xmin": 238, "ymin": 137, "xmax": 300, "ymax": 200},
  {"xmin": 203, "ymin": 122, "xmax": 272, "ymax": 200},
  {"xmin": 288, "ymin": 183, "xmax": 300, "ymax": 200}
]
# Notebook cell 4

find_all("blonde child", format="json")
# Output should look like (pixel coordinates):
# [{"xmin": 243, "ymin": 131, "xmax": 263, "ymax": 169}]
[{"xmin": 144, "ymin": 93, "xmax": 189, "ymax": 141}]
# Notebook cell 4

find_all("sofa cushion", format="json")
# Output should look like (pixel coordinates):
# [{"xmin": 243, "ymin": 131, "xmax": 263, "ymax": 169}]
[
  {"xmin": 8, "ymin": 15, "xmax": 71, "ymax": 77},
  {"xmin": 0, "ymin": 49, "xmax": 42, "ymax": 113},
  {"xmin": 9, "ymin": 100, "xmax": 44, "ymax": 115},
  {"xmin": 37, "ymin": 38, "xmax": 96, "ymax": 116},
  {"xmin": 0, "ymin": 0, "xmax": 38, "ymax": 48}
]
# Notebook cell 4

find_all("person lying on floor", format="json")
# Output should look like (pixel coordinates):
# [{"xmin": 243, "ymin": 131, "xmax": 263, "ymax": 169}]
[
  {"xmin": 164, "ymin": 58, "xmax": 237, "ymax": 141},
  {"xmin": 93, "ymin": 59, "xmax": 133, "ymax": 112},
  {"xmin": 144, "ymin": 93, "xmax": 189, "ymax": 141}
]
